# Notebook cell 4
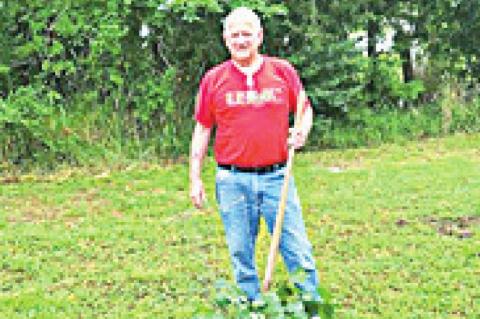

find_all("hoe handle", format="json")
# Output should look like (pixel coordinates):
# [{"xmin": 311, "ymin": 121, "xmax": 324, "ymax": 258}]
[{"xmin": 262, "ymin": 90, "xmax": 306, "ymax": 292}]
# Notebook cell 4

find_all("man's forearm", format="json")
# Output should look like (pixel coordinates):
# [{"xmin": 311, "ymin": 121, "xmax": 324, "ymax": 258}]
[
  {"xmin": 189, "ymin": 123, "xmax": 211, "ymax": 182},
  {"xmin": 301, "ymin": 106, "xmax": 313, "ymax": 138},
  {"xmin": 190, "ymin": 152, "xmax": 205, "ymax": 182}
]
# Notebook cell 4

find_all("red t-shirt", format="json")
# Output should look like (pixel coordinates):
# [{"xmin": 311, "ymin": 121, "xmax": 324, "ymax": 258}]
[{"xmin": 195, "ymin": 56, "xmax": 310, "ymax": 167}]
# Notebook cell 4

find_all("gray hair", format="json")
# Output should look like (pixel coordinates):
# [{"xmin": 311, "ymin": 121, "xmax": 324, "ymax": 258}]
[{"xmin": 223, "ymin": 7, "xmax": 262, "ymax": 34}]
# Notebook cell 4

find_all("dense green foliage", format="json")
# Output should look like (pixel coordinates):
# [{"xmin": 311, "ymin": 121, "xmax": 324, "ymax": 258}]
[
  {"xmin": 194, "ymin": 278, "xmax": 334, "ymax": 318},
  {"xmin": 310, "ymin": 98, "xmax": 480, "ymax": 149},
  {"xmin": 1, "ymin": 134, "xmax": 479, "ymax": 317},
  {"xmin": 0, "ymin": 0, "xmax": 479, "ymax": 169}
]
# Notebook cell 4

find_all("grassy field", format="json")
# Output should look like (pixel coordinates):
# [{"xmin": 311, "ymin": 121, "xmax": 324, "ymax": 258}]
[{"xmin": 1, "ymin": 133, "xmax": 479, "ymax": 318}]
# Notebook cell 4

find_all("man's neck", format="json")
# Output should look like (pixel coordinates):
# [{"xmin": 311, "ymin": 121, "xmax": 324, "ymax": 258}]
[
  {"xmin": 232, "ymin": 54, "xmax": 263, "ymax": 72},
  {"xmin": 232, "ymin": 54, "xmax": 263, "ymax": 88},
  {"xmin": 233, "ymin": 53, "xmax": 261, "ymax": 68}
]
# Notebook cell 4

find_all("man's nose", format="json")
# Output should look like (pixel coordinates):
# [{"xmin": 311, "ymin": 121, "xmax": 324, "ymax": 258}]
[{"xmin": 235, "ymin": 35, "xmax": 250, "ymax": 43}]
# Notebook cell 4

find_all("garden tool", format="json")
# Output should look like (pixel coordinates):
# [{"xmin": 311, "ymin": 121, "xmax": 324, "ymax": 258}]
[{"xmin": 262, "ymin": 90, "xmax": 306, "ymax": 292}]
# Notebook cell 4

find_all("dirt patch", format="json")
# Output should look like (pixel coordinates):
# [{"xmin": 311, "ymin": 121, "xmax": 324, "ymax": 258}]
[
  {"xmin": 71, "ymin": 189, "xmax": 99, "ymax": 203},
  {"xmin": 6, "ymin": 196, "xmax": 62, "ymax": 223},
  {"xmin": 424, "ymin": 216, "xmax": 479, "ymax": 239},
  {"xmin": 6, "ymin": 191, "xmax": 110, "ymax": 223},
  {"xmin": 7, "ymin": 209, "xmax": 61, "ymax": 224},
  {"xmin": 1, "ymin": 175, "xmax": 21, "ymax": 184}
]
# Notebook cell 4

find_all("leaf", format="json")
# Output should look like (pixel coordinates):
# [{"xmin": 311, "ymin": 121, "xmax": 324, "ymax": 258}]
[
  {"xmin": 0, "ymin": 64, "xmax": 10, "ymax": 74},
  {"xmin": 54, "ymin": 14, "xmax": 77, "ymax": 36},
  {"xmin": 110, "ymin": 72, "xmax": 124, "ymax": 86}
]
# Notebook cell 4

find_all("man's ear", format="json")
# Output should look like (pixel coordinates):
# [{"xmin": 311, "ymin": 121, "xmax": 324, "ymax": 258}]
[{"xmin": 223, "ymin": 31, "xmax": 229, "ymax": 44}]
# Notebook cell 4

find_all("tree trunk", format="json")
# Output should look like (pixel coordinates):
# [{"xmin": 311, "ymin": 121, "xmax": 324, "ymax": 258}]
[{"xmin": 367, "ymin": 19, "xmax": 378, "ymax": 108}]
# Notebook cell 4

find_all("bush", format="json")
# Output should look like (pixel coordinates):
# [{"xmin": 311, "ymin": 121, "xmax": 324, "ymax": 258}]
[
  {"xmin": 309, "ymin": 95, "xmax": 480, "ymax": 151},
  {"xmin": 372, "ymin": 53, "xmax": 425, "ymax": 108},
  {"xmin": 309, "ymin": 104, "xmax": 444, "ymax": 149},
  {"xmin": 0, "ymin": 85, "xmax": 85, "ymax": 167},
  {"xmin": 449, "ymin": 98, "xmax": 480, "ymax": 134}
]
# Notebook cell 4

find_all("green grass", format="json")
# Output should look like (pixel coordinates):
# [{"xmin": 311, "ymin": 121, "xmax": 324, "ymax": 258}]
[{"xmin": 1, "ymin": 133, "xmax": 479, "ymax": 318}]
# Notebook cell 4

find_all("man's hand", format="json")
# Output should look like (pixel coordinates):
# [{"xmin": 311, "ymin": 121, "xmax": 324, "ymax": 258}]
[
  {"xmin": 288, "ymin": 104, "xmax": 313, "ymax": 150},
  {"xmin": 190, "ymin": 178, "xmax": 207, "ymax": 209},
  {"xmin": 288, "ymin": 127, "xmax": 308, "ymax": 150}
]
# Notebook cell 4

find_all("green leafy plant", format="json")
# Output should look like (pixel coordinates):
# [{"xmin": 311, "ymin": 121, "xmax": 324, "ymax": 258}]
[
  {"xmin": 194, "ymin": 277, "xmax": 335, "ymax": 319},
  {"xmin": 371, "ymin": 53, "xmax": 425, "ymax": 107},
  {"xmin": 0, "ymin": 85, "xmax": 76, "ymax": 165}
]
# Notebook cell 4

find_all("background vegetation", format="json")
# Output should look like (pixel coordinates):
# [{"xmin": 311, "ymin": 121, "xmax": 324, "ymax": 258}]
[{"xmin": 0, "ymin": 0, "xmax": 479, "ymax": 171}]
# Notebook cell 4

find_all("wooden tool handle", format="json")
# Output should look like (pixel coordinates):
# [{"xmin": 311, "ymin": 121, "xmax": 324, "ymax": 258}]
[{"xmin": 262, "ymin": 90, "xmax": 306, "ymax": 292}]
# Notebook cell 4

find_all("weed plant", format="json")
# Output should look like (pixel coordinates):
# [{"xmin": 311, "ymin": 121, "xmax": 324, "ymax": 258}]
[{"xmin": 194, "ymin": 277, "xmax": 335, "ymax": 319}]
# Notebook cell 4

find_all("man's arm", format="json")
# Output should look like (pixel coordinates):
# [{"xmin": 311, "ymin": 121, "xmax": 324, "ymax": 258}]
[
  {"xmin": 189, "ymin": 122, "xmax": 212, "ymax": 208},
  {"xmin": 290, "ymin": 105, "xmax": 313, "ymax": 149}
]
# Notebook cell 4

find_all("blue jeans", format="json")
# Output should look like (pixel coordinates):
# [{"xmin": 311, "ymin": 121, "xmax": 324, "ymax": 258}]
[{"xmin": 215, "ymin": 165, "xmax": 320, "ymax": 301}]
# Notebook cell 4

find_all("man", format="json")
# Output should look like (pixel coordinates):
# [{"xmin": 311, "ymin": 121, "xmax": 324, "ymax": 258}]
[{"xmin": 189, "ymin": 6, "xmax": 320, "ymax": 307}]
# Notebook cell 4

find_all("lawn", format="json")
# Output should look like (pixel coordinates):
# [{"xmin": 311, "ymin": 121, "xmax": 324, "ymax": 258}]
[{"xmin": 1, "ymin": 133, "xmax": 479, "ymax": 318}]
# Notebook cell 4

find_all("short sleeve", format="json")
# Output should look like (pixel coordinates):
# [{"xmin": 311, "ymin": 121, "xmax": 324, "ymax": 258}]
[
  {"xmin": 194, "ymin": 75, "xmax": 215, "ymax": 128},
  {"xmin": 285, "ymin": 63, "xmax": 311, "ymax": 114}
]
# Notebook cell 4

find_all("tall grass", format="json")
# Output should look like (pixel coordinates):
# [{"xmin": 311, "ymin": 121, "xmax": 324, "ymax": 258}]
[
  {"xmin": 311, "ymin": 98, "xmax": 480, "ymax": 150},
  {"xmin": 1, "ymin": 91, "xmax": 479, "ymax": 174}
]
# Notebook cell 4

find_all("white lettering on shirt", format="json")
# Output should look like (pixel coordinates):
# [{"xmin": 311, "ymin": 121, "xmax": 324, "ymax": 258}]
[{"xmin": 225, "ymin": 88, "xmax": 283, "ymax": 106}]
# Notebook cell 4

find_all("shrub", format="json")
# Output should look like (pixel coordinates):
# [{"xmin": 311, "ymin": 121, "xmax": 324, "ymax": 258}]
[
  {"xmin": 0, "ymin": 85, "xmax": 85, "ymax": 167},
  {"xmin": 309, "ymin": 104, "xmax": 445, "ymax": 149},
  {"xmin": 449, "ymin": 98, "xmax": 480, "ymax": 134}
]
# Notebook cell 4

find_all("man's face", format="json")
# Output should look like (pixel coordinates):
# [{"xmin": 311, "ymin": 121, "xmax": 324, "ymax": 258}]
[{"xmin": 223, "ymin": 19, "xmax": 263, "ymax": 64}]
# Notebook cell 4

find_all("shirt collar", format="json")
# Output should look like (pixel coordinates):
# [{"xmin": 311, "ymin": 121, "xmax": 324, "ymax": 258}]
[
  {"xmin": 232, "ymin": 55, "xmax": 264, "ymax": 77},
  {"xmin": 231, "ymin": 55, "xmax": 264, "ymax": 88}
]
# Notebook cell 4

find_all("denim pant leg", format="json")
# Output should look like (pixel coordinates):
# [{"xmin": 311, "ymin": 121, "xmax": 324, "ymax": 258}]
[
  {"xmin": 215, "ymin": 168, "xmax": 261, "ymax": 300},
  {"xmin": 261, "ymin": 169, "xmax": 320, "ymax": 300}
]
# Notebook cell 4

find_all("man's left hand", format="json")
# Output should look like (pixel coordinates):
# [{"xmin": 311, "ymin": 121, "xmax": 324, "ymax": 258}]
[{"xmin": 288, "ymin": 128, "xmax": 308, "ymax": 150}]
